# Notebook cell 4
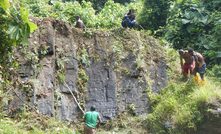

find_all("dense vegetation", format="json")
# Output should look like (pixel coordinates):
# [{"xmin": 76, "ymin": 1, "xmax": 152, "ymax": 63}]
[
  {"xmin": 19, "ymin": 0, "xmax": 221, "ymax": 67},
  {"xmin": 137, "ymin": 0, "xmax": 221, "ymax": 66},
  {"xmin": 21, "ymin": 0, "xmax": 142, "ymax": 29},
  {"xmin": 0, "ymin": 0, "xmax": 221, "ymax": 133},
  {"xmin": 147, "ymin": 79, "xmax": 221, "ymax": 133},
  {"xmin": 0, "ymin": 0, "xmax": 37, "ymax": 104},
  {"xmin": 142, "ymin": 48, "xmax": 221, "ymax": 133},
  {"xmin": 163, "ymin": 0, "xmax": 221, "ymax": 66},
  {"xmin": 0, "ymin": 0, "xmax": 37, "ymax": 76},
  {"xmin": 138, "ymin": 0, "xmax": 172, "ymax": 31}
]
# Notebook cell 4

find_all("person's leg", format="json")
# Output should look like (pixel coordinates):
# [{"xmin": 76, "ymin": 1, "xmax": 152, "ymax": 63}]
[
  {"xmin": 198, "ymin": 64, "xmax": 206, "ymax": 81},
  {"xmin": 84, "ymin": 125, "xmax": 88, "ymax": 134},
  {"xmin": 183, "ymin": 63, "xmax": 189, "ymax": 79},
  {"xmin": 190, "ymin": 62, "xmax": 195, "ymax": 76},
  {"xmin": 84, "ymin": 126, "xmax": 93, "ymax": 134},
  {"xmin": 193, "ymin": 67, "xmax": 200, "ymax": 84},
  {"xmin": 199, "ymin": 73, "xmax": 204, "ymax": 81},
  {"xmin": 92, "ymin": 128, "xmax": 96, "ymax": 134}
]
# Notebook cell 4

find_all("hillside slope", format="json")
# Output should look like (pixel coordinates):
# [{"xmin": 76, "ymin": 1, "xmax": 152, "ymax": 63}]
[
  {"xmin": 1, "ymin": 19, "xmax": 221, "ymax": 134},
  {"xmin": 9, "ymin": 19, "xmax": 167, "ymax": 122}
]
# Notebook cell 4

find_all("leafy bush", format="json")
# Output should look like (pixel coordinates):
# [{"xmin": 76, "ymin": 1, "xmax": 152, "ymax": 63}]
[
  {"xmin": 23, "ymin": 0, "xmax": 142, "ymax": 29},
  {"xmin": 207, "ymin": 65, "xmax": 221, "ymax": 80},
  {"xmin": 146, "ymin": 79, "xmax": 221, "ymax": 134},
  {"xmin": 0, "ymin": 0, "xmax": 37, "ymax": 80},
  {"xmin": 164, "ymin": 0, "xmax": 221, "ymax": 65},
  {"xmin": 23, "ymin": 0, "xmax": 52, "ymax": 17},
  {"xmin": 0, "ymin": 112, "xmax": 77, "ymax": 134},
  {"xmin": 138, "ymin": 0, "xmax": 172, "ymax": 31},
  {"xmin": 60, "ymin": 1, "xmax": 96, "ymax": 27},
  {"xmin": 63, "ymin": 0, "xmax": 136, "ymax": 11},
  {"xmin": 96, "ymin": 0, "xmax": 125, "ymax": 28}
]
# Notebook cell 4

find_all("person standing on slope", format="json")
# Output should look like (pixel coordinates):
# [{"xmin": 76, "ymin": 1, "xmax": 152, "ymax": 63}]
[
  {"xmin": 178, "ymin": 49, "xmax": 195, "ymax": 79},
  {"xmin": 84, "ymin": 106, "xmax": 101, "ymax": 134},
  {"xmin": 188, "ymin": 48, "xmax": 206, "ymax": 81}
]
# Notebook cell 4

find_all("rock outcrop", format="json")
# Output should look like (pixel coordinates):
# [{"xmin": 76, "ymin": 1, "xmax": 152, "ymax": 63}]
[
  {"xmin": 196, "ymin": 102, "xmax": 221, "ymax": 134},
  {"xmin": 15, "ymin": 19, "xmax": 168, "ymax": 121}
]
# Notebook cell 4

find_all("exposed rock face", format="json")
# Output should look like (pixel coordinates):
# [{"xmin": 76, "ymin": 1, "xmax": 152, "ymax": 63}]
[
  {"xmin": 16, "ymin": 19, "xmax": 168, "ymax": 121},
  {"xmin": 196, "ymin": 103, "xmax": 221, "ymax": 134}
]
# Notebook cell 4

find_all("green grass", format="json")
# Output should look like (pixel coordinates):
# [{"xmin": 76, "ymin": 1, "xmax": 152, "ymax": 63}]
[
  {"xmin": 97, "ymin": 113, "xmax": 147, "ymax": 134},
  {"xmin": 146, "ymin": 78, "xmax": 221, "ymax": 134},
  {"xmin": 0, "ymin": 112, "xmax": 78, "ymax": 134}
]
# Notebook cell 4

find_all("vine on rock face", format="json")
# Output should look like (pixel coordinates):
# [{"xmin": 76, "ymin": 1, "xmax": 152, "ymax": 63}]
[
  {"xmin": 76, "ymin": 46, "xmax": 89, "ymax": 111},
  {"xmin": 0, "ymin": 0, "xmax": 37, "ymax": 112}
]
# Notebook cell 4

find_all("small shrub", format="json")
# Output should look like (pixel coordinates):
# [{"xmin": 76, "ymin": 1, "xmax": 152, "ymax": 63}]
[
  {"xmin": 207, "ymin": 65, "xmax": 221, "ymax": 81},
  {"xmin": 146, "ymin": 78, "xmax": 221, "ymax": 134}
]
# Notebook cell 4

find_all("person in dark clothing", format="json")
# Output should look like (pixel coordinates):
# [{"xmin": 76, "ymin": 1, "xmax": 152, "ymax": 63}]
[
  {"xmin": 122, "ymin": 9, "xmax": 136, "ymax": 28},
  {"xmin": 75, "ymin": 16, "xmax": 85, "ymax": 29}
]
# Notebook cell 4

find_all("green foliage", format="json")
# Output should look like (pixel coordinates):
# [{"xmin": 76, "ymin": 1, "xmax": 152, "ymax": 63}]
[
  {"xmin": 88, "ymin": 0, "xmax": 107, "ymax": 11},
  {"xmin": 77, "ymin": 48, "xmax": 90, "ymax": 67},
  {"xmin": 138, "ymin": 0, "xmax": 172, "ymax": 31},
  {"xmin": 59, "ymin": 1, "xmax": 96, "ymax": 27},
  {"xmin": 56, "ymin": 57, "xmax": 68, "ymax": 84},
  {"xmin": 22, "ymin": 0, "xmax": 52, "ymax": 17},
  {"xmin": 207, "ymin": 65, "xmax": 221, "ymax": 81},
  {"xmin": 114, "ymin": 0, "xmax": 135, "ymax": 5},
  {"xmin": 63, "ymin": 0, "xmax": 136, "ymax": 11},
  {"xmin": 23, "ymin": 0, "xmax": 142, "ymax": 29},
  {"xmin": 146, "ymin": 79, "xmax": 221, "ymax": 134},
  {"xmin": 128, "ymin": 103, "xmax": 136, "ymax": 115},
  {"xmin": 0, "ymin": 0, "xmax": 37, "ymax": 115},
  {"xmin": 0, "ymin": 0, "xmax": 37, "ymax": 77},
  {"xmin": 132, "ymin": 0, "xmax": 221, "ymax": 66},
  {"xmin": 96, "ymin": 0, "xmax": 125, "ymax": 28},
  {"xmin": 0, "ymin": 112, "xmax": 76, "ymax": 134},
  {"xmin": 164, "ymin": 0, "xmax": 221, "ymax": 65}
]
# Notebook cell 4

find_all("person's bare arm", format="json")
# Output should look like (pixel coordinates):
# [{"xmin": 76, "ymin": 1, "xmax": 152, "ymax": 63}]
[
  {"xmin": 180, "ymin": 55, "xmax": 184, "ymax": 71},
  {"xmin": 83, "ymin": 113, "xmax": 86, "ymax": 122},
  {"xmin": 180, "ymin": 56, "xmax": 183, "ymax": 66},
  {"xmin": 97, "ymin": 114, "xmax": 101, "ymax": 128},
  {"xmin": 194, "ymin": 53, "xmax": 204, "ymax": 67}
]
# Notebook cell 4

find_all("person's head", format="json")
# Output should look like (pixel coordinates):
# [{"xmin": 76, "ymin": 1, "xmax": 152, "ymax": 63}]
[
  {"xmin": 188, "ymin": 48, "xmax": 194, "ymax": 56},
  {"xmin": 129, "ymin": 14, "xmax": 135, "ymax": 20},
  {"xmin": 76, "ymin": 16, "xmax": 80, "ymax": 20},
  {"xmin": 179, "ymin": 49, "xmax": 184, "ymax": 55},
  {"xmin": 127, "ymin": 9, "xmax": 134, "ymax": 15},
  {"xmin": 90, "ymin": 106, "xmax": 96, "ymax": 111}
]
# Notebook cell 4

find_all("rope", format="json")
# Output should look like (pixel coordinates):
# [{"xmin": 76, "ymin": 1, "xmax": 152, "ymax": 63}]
[{"xmin": 64, "ymin": 82, "xmax": 85, "ymax": 114}]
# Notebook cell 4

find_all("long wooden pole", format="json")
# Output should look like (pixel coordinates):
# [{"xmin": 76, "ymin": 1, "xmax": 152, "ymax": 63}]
[{"xmin": 64, "ymin": 82, "xmax": 85, "ymax": 114}]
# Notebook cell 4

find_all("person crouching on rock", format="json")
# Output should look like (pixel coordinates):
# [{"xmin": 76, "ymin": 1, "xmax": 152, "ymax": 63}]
[
  {"xmin": 84, "ymin": 106, "xmax": 101, "ymax": 134},
  {"xmin": 121, "ymin": 9, "xmax": 136, "ymax": 28},
  {"xmin": 75, "ymin": 16, "xmax": 85, "ymax": 29}
]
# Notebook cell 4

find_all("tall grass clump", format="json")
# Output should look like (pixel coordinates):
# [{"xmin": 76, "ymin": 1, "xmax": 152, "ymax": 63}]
[
  {"xmin": 207, "ymin": 64, "xmax": 221, "ymax": 81},
  {"xmin": 0, "ymin": 111, "xmax": 78, "ymax": 134},
  {"xmin": 146, "ymin": 79, "xmax": 221, "ymax": 134}
]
